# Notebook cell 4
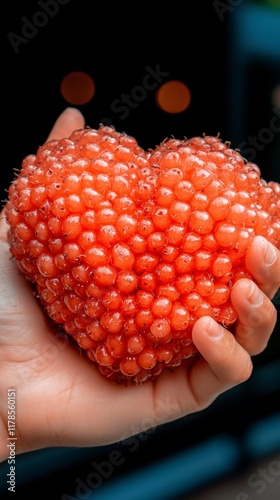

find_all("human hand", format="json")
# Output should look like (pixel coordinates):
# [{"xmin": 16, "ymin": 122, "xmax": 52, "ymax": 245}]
[{"xmin": 0, "ymin": 108, "xmax": 279, "ymax": 462}]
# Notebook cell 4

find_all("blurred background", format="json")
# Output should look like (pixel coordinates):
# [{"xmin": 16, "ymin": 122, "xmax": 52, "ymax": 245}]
[{"xmin": 1, "ymin": 0, "xmax": 280, "ymax": 499}]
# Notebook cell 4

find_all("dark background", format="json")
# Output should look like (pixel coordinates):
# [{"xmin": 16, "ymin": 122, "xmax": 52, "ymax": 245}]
[{"xmin": 1, "ymin": 1, "xmax": 280, "ymax": 499}]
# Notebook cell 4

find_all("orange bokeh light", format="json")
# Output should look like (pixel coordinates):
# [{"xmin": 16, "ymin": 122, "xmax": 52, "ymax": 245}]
[
  {"xmin": 60, "ymin": 71, "xmax": 95, "ymax": 105},
  {"xmin": 156, "ymin": 80, "xmax": 191, "ymax": 114},
  {"xmin": 272, "ymin": 83, "xmax": 280, "ymax": 109}
]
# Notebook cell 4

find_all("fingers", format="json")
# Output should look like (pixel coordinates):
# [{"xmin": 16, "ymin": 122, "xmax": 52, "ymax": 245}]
[
  {"xmin": 189, "ymin": 238, "xmax": 280, "ymax": 408},
  {"xmin": 231, "ymin": 279, "xmax": 277, "ymax": 355},
  {"xmin": 46, "ymin": 107, "xmax": 85, "ymax": 142},
  {"xmin": 0, "ymin": 208, "xmax": 9, "ymax": 239},
  {"xmin": 229, "ymin": 235, "xmax": 280, "ymax": 355},
  {"xmin": 245, "ymin": 236, "xmax": 280, "ymax": 300},
  {"xmin": 190, "ymin": 316, "xmax": 253, "ymax": 406}
]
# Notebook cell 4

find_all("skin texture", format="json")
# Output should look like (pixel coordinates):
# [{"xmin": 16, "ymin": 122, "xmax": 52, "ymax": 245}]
[{"xmin": 0, "ymin": 107, "xmax": 280, "ymax": 462}]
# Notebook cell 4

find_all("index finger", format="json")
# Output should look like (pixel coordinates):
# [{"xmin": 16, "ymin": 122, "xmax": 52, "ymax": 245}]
[{"xmin": 245, "ymin": 236, "xmax": 280, "ymax": 300}]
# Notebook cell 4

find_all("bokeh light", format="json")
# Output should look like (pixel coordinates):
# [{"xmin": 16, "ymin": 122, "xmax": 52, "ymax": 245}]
[
  {"xmin": 60, "ymin": 71, "xmax": 95, "ymax": 105},
  {"xmin": 272, "ymin": 83, "xmax": 280, "ymax": 109},
  {"xmin": 156, "ymin": 80, "xmax": 191, "ymax": 113}
]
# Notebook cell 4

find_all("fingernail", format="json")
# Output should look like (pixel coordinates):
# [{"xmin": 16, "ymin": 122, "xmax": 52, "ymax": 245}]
[
  {"xmin": 247, "ymin": 280, "xmax": 263, "ymax": 306},
  {"xmin": 256, "ymin": 236, "xmax": 276, "ymax": 266},
  {"xmin": 204, "ymin": 316, "xmax": 224, "ymax": 339},
  {"xmin": 264, "ymin": 240, "xmax": 276, "ymax": 266},
  {"xmin": 239, "ymin": 280, "xmax": 262, "ymax": 306}
]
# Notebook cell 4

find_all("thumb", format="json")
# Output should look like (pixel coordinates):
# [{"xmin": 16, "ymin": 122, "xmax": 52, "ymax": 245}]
[{"xmin": 46, "ymin": 107, "xmax": 85, "ymax": 142}]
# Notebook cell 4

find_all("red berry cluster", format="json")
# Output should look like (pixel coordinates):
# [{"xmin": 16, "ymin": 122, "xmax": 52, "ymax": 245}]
[{"xmin": 5, "ymin": 126, "xmax": 280, "ymax": 384}]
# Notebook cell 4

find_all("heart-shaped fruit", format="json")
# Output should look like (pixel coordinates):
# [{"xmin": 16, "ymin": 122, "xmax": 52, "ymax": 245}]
[{"xmin": 5, "ymin": 125, "xmax": 280, "ymax": 384}]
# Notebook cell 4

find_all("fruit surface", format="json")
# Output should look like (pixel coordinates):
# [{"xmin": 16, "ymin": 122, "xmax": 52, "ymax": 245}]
[{"xmin": 5, "ymin": 126, "xmax": 280, "ymax": 384}]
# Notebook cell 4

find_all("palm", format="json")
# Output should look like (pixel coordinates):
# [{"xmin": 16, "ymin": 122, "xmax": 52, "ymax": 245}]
[
  {"xmin": 0, "ymin": 240, "xmax": 204, "ymax": 450},
  {"xmin": 0, "ymin": 234, "xmax": 201, "ymax": 443}
]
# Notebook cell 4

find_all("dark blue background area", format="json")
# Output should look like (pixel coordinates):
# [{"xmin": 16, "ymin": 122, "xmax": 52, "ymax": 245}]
[{"xmin": 1, "ymin": 1, "xmax": 280, "ymax": 499}]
